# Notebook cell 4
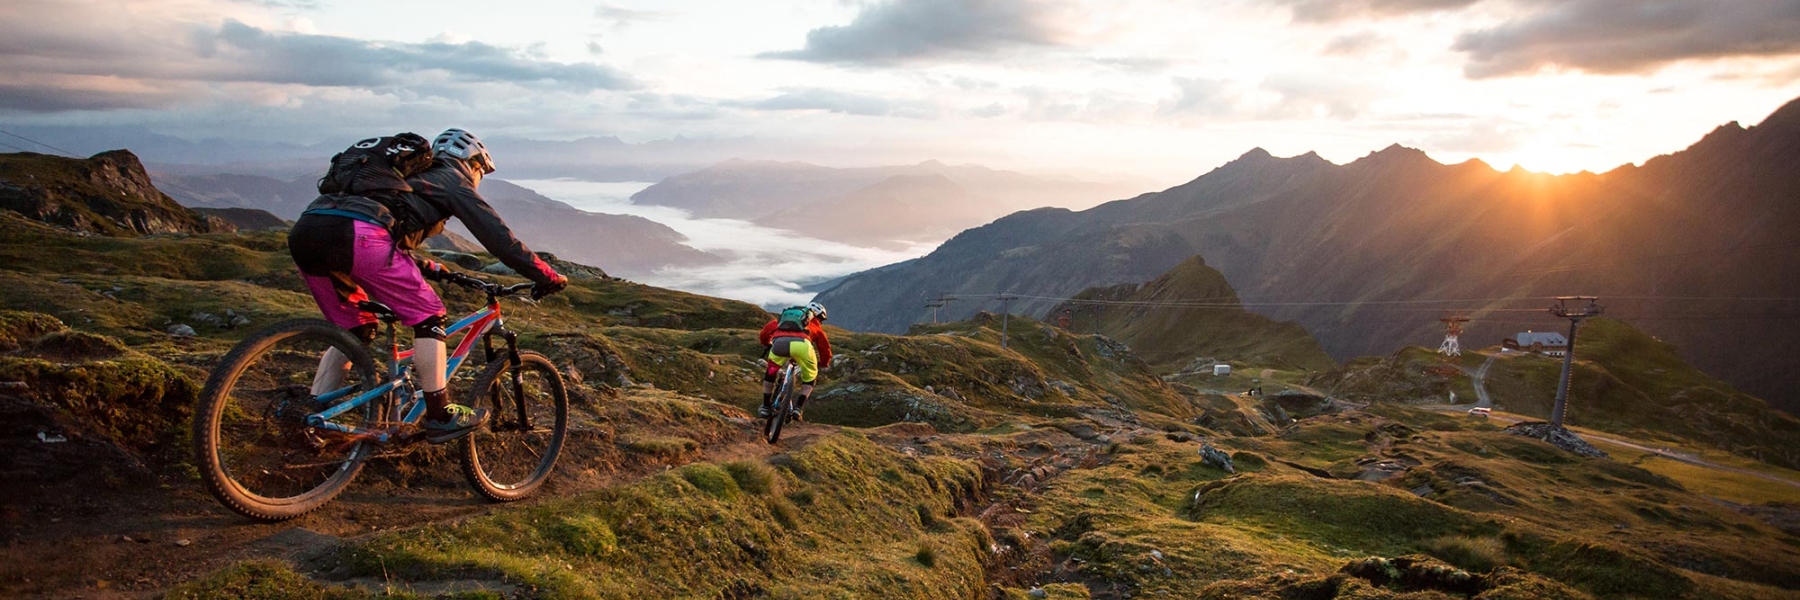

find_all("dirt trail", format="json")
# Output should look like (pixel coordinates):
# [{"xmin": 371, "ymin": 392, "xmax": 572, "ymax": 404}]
[
  {"xmin": 1470, "ymin": 354, "xmax": 1496, "ymax": 408},
  {"xmin": 0, "ymin": 400, "xmax": 839, "ymax": 599}
]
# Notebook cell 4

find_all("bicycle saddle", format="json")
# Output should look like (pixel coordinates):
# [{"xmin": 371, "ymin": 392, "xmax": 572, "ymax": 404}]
[{"xmin": 356, "ymin": 300, "xmax": 401, "ymax": 322}]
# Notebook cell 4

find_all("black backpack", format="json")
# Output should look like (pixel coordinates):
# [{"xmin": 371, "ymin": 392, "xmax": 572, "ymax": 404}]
[{"xmin": 317, "ymin": 133, "xmax": 435, "ymax": 197}]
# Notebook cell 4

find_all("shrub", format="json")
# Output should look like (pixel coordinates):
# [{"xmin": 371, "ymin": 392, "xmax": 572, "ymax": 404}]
[
  {"xmin": 679, "ymin": 463, "xmax": 741, "ymax": 500},
  {"xmin": 1422, "ymin": 535, "xmax": 1508, "ymax": 572},
  {"xmin": 724, "ymin": 460, "xmax": 777, "ymax": 495},
  {"xmin": 549, "ymin": 514, "xmax": 619, "ymax": 558},
  {"xmin": 915, "ymin": 544, "xmax": 938, "ymax": 568}
]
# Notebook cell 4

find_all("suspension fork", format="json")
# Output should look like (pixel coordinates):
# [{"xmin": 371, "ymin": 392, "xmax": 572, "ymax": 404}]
[
  {"xmin": 504, "ymin": 328, "xmax": 528, "ymax": 429},
  {"xmin": 482, "ymin": 325, "xmax": 529, "ymax": 430}
]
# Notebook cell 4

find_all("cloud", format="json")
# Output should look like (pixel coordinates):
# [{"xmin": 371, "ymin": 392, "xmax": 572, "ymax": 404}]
[
  {"xmin": 1162, "ymin": 78, "xmax": 1245, "ymax": 118},
  {"xmin": 1420, "ymin": 116, "xmax": 1527, "ymax": 153},
  {"xmin": 1087, "ymin": 56, "xmax": 1177, "ymax": 72},
  {"xmin": 594, "ymin": 4, "xmax": 675, "ymax": 29},
  {"xmin": 504, "ymin": 178, "xmax": 937, "ymax": 308},
  {"xmin": 1259, "ymin": 72, "xmax": 1381, "ymax": 119},
  {"xmin": 734, "ymin": 88, "xmax": 938, "ymax": 118},
  {"xmin": 1280, "ymin": 0, "xmax": 1480, "ymax": 23},
  {"xmin": 0, "ymin": 79, "xmax": 188, "ymax": 112},
  {"xmin": 229, "ymin": 0, "xmax": 324, "ymax": 10},
  {"xmin": 1454, "ymin": 0, "xmax": 1800, "ymax": 78},
  {"xmin": 760, "ymin": 0, "xmax": 1075, "ymax": 66},
  {"xmin": 193, "ymin": 20, "xmax": 635, "ymax": 91},
  {"xmin": 1322, "ymin": 31, "xmax": 1386, "ymax": 57},
  {"xmin": 1160, "ymin": 72, "xmax": 1382, "ymax": 121},
  {"xmin": 0, "ymin": 1, "xmax": 635, "ymax": 114}
]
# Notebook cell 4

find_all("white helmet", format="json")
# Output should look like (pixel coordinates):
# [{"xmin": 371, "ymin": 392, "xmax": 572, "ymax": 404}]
[
  {"xmin": 432, "ymin": 128, "xmax": 495, "ymax": 174},
  {"xmin": 806, "ymin": 301, "xmax": 828, "ymax": 321}
]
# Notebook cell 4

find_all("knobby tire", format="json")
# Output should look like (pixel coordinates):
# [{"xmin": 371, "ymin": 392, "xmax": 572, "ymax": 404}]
[
  {"xmin": 460, "ymin": 351, "xmax": 568, "ymax": 501},
  {"xmin": 193, "ymin": 319, "xmax": 379, "ymax": 521}
]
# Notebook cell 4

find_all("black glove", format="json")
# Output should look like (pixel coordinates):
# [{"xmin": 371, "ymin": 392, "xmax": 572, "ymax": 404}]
[{"xmin": 531, "ymin": 273, "xmax": 568, "ymax": 300}]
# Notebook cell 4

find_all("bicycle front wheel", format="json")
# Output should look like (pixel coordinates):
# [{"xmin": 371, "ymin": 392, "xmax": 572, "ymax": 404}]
[
  {"xmin": 461, "ymin": 350, "xmax": 568, "ymax": 501},
  {"xmin": 764, "ymin": 369, "xmax": 795, "ymax": 444},
  {"xmin": 193, "ymin": 319, "xmax": 381, "ymax": 521}
]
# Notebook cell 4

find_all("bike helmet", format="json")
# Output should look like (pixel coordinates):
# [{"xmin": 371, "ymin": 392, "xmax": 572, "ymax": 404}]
[
  {"xmin": 432, "ymin": 128, "xmax": 495, "ymax": 174},
  {"xmin": 806, "ymin": 301, "xmax": 828, "ymax": 321}
]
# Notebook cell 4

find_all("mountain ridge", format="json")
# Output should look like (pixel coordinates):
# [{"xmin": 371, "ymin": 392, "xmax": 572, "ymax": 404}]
[{"xmin": 817, "ymin": 95, "xmax": 1800, "ymax": 412}]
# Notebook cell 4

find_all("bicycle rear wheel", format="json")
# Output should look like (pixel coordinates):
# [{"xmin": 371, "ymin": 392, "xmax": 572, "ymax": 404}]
[
  {"xmin": 193, "ymin": 319, "xmax": 381, "ymax": 521},
  {"xmin": 461, "ymin": 351, "xmax": 568, "ymax": 501}
]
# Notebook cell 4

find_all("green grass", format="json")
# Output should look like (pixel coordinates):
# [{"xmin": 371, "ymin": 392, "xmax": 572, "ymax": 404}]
[
  {"xmin": 165, "ymin": 560, "xmax": 372, "ymax": 600},
  {"xmin": 333, "ymin": 433, "xmax": 989, "ymax": 598}
]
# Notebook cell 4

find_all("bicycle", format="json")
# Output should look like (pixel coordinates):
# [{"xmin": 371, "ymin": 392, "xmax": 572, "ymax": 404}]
[
  {"xmin": 762, "ymin": 362, "xmax": 801, "ymax": 444},
  {"xmin": 193, "ymin": 274, "xmax": 568, "ymax": 521}
]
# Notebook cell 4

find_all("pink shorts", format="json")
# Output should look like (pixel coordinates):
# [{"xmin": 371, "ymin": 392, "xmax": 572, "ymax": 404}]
[{"xmin": 301, "ymin": 221, "xmax": 445, "ymax": 329}]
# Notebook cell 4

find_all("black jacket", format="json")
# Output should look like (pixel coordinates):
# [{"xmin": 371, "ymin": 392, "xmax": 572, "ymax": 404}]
[
  {"xmin": 396, "ymin": 159, "xmax": 558, "ymax": 286},
  {"xmin": 298, "ymin": 159, "xmax": 559, "ymax": 286}
]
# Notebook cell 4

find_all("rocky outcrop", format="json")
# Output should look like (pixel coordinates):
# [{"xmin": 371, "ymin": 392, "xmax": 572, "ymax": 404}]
[
  {"xmin": 0, "ymin": 150, "xmax": 226, "ymax": 236},
  {"xmin": 1504, "ymin": 422, "xmax": 1608, "ymax": 458}
]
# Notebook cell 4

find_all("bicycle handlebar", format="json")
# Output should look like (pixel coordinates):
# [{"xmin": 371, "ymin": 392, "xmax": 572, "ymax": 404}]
[{"xmin": 447, "ymin": 274, "xmax": 535, "ymax": 300}]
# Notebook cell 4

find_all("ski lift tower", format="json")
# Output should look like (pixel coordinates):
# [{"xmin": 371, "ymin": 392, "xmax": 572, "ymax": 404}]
[
  {"xmin": 1437, "ymin": 313, "xmax": 1471, "ymax": 357},
  {"xmin": 1547, "ymin": 296, "xmax": 1603, "ymax": 428}
]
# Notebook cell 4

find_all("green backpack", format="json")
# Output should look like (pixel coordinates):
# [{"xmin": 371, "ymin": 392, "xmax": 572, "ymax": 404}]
[{"xmin": 776, "ymin": 306, "xmax": 810, "ymax": 332}]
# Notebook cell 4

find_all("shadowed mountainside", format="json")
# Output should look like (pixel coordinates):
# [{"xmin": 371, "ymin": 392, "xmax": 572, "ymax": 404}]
[
  {"xmin": 1050, "ymin": 256, "xmax": 1336, "ymax": 373},
  {"xmin": 817, "ymin": 96, "xmax": 1800, "ymax": 412}
]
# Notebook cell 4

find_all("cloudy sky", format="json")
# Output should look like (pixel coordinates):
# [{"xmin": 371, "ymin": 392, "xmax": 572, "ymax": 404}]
[{"xmin": 5, "ymin": 0, "xmax": 1800, "ymax": 183}]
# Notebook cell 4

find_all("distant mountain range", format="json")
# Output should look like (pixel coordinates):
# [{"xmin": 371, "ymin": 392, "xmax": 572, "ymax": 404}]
[
  {"xmin": 632, "ymin": 159, "xmax": 1141, "ymax": 247},
  {"xmin": 154, "ymin": 171, "xmax": 718, "ymax": 276},
  {"xmin": 818, "ymin": 96, "xmax": 1800, "ymax": 412}
]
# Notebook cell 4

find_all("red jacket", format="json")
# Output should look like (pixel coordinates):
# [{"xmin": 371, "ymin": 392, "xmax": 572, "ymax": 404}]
[{"xmin": 760, "ymin": 319, "xmax": 832, "ymax": 368}]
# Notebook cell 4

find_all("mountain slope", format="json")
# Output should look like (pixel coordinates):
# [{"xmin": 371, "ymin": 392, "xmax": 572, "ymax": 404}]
[
  {"xmin": 817, "ymin": 96, "xmax": 1800, "ymax": 411},
  {"xmin": 1051, "ymin": 256, "xmax": 1335, "ymax": 372}
]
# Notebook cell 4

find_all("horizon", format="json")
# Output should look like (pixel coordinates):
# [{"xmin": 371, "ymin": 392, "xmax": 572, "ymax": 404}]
[{"xmin": 4, "ymin": 0, "xmax": 1800, "ymax": 185}]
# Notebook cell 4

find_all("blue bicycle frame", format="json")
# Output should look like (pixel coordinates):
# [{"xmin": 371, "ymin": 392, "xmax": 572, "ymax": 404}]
[{"xmin": 304, "ymin": 304, "xmax": 505, "ymax": 443}]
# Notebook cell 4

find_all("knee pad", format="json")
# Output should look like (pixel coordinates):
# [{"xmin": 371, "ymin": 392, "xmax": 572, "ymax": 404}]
[
  {"xmin": 348, "ymin": 323, "xmax": 378, "ymax": 345},
  {"xmin": 411, "ymin": 314, "xmax": 447, "ymax": 340}
]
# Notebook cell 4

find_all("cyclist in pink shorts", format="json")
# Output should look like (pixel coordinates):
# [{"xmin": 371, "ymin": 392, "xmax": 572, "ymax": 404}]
[{"xmin": 290, "ymin": 129, "xmax": 567, "ymax": 442}]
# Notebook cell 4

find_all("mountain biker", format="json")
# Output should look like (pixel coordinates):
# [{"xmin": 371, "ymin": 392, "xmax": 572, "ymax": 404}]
[
  {"xmin": 757, "ymin": 301, "xmax": 832, "ymax": 420},
  {"xmin": 290, "ymin": 128, "xmax": 567, "ymax": 443}
]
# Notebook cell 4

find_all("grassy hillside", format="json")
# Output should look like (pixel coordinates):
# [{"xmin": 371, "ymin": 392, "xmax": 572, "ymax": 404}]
[
  {"xmin": 1315, "ymin": 319, "xmax": 1800, "ymax": 469},
  {"xmin": 1052, "ymin": 256, "xmax": 1335, "ymax": 373},
  {"xmin": 3, "ymin": 172, "xmax": 1796, "ymax": 599}
]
